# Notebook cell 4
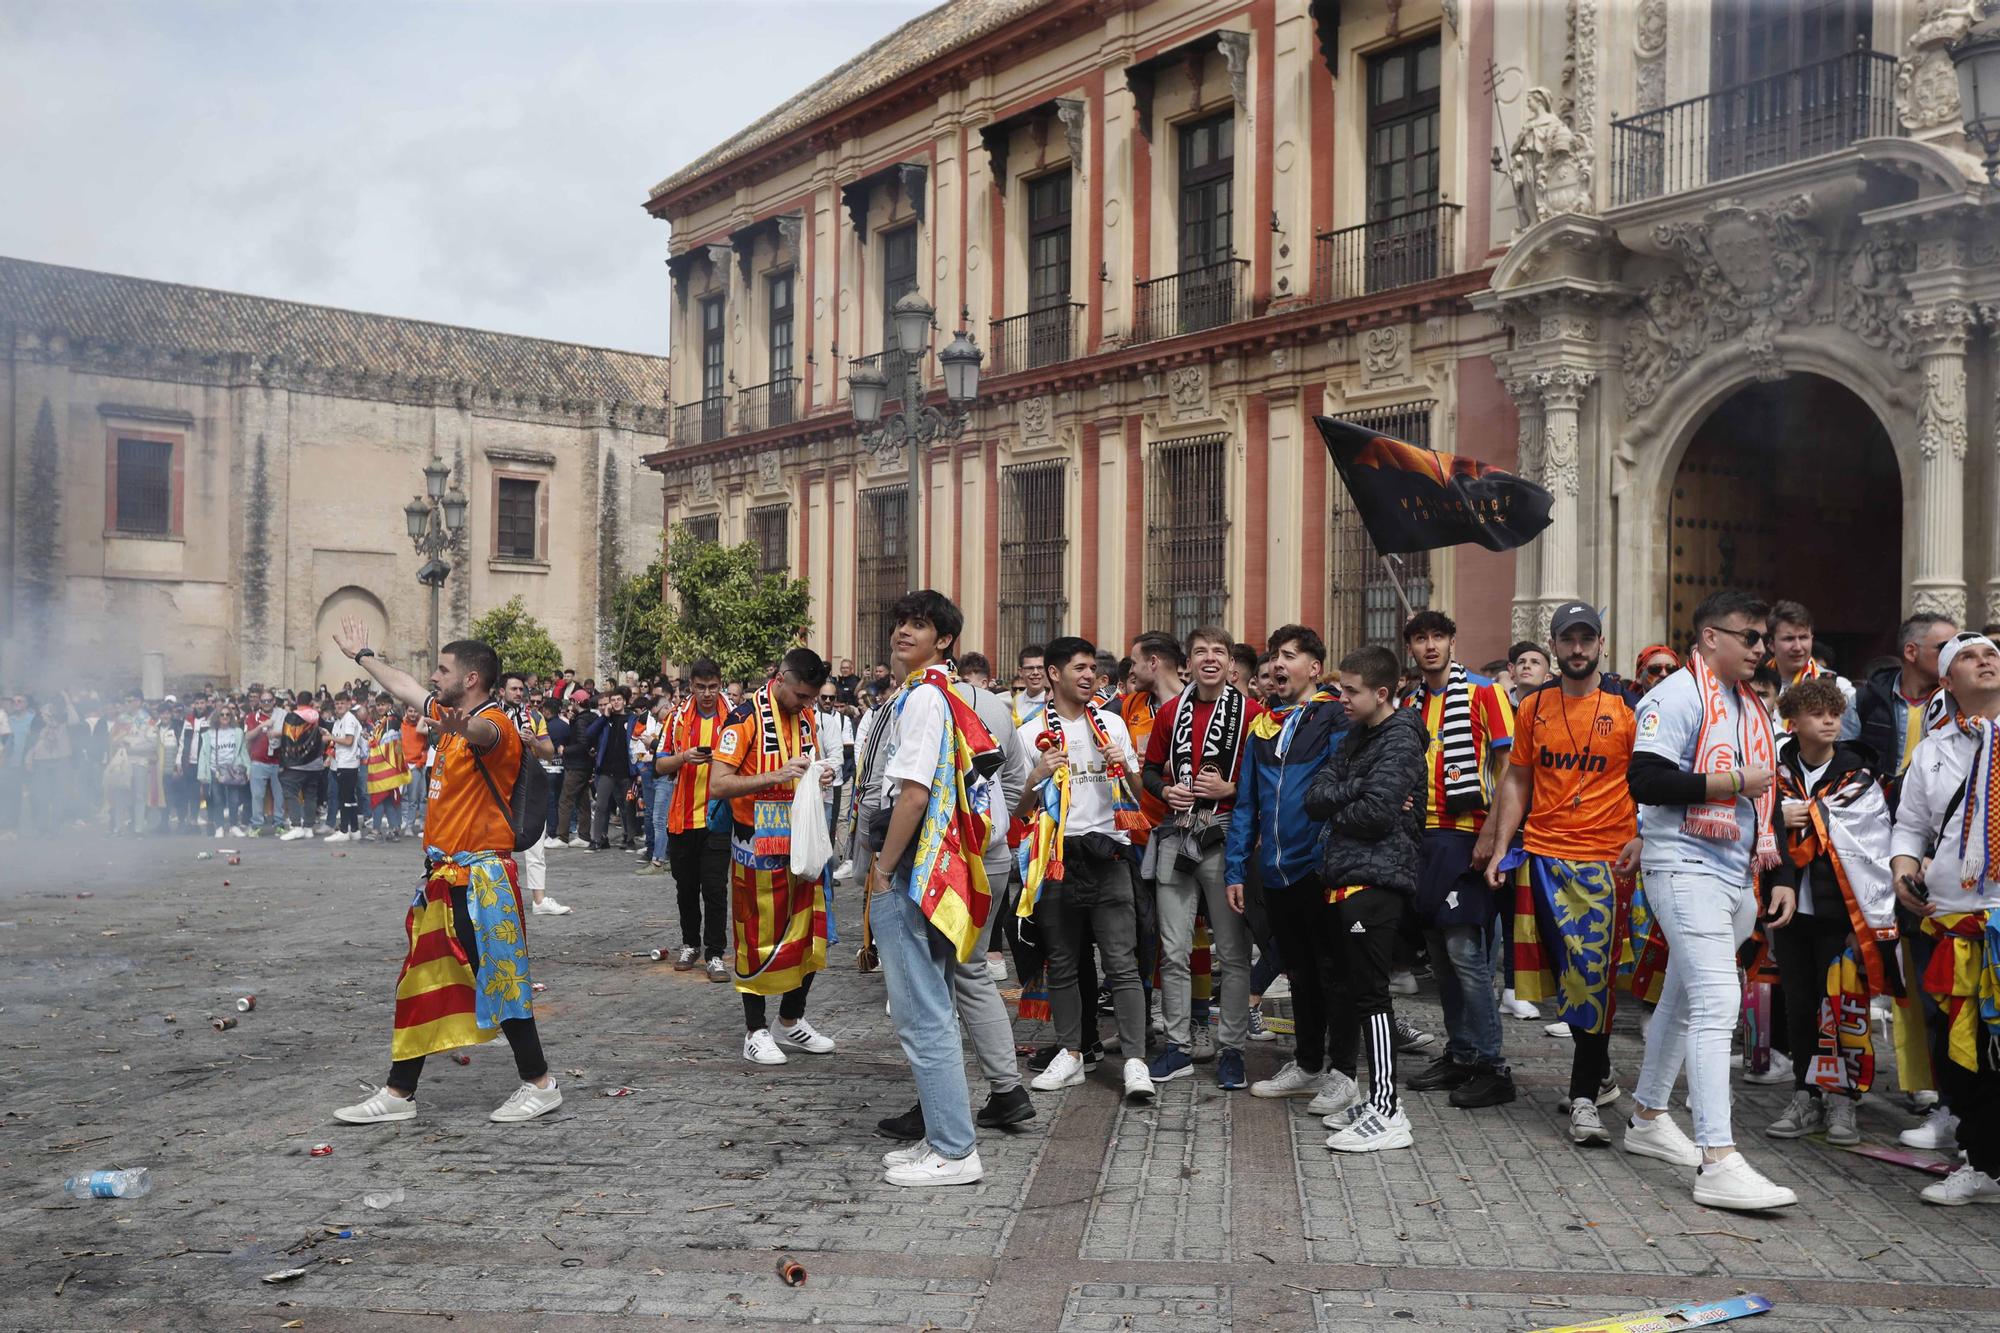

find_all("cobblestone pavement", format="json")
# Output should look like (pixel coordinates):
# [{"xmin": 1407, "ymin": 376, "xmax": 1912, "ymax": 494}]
[{"xmin": 2, "ymin": 834, "xmax": 1996, "ymax": 1331}]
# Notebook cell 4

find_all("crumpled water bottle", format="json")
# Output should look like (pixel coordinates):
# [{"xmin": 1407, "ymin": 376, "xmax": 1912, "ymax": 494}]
[{"xmin": 62, "ymin": 1168, "xmax": 152, "ymax": 1200}]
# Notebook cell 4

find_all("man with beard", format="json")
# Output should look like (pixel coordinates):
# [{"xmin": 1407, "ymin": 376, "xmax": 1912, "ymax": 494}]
[
  {"xmin": 330, "ymin": 623, "xmax": 561, "ymax": 1126},
  {"xmin": 1484, "ymin": 604, "xmax": 1640, "ymax": 1147}
]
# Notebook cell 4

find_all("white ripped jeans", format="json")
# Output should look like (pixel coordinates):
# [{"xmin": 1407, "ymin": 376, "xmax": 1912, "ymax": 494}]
[{"xmin": 1633, "ymin": 867, "xmax": 1757, "ymax": 1148}]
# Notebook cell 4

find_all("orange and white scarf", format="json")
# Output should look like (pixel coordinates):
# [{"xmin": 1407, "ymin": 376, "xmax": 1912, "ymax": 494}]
[{"xmin": 1683, "ymin": 649, "xmax": 1780, "ymax": 871}]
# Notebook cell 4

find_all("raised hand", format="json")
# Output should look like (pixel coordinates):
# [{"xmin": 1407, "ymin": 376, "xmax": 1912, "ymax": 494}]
[{"xmin": 332, "ymin": 617, "xmax": 373, "ymax": 662}]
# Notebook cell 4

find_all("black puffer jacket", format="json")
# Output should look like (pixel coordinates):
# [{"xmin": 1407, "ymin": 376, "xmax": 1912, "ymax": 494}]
[{"xmin": 1305, "ymin": 707, "xmax": 1429, "ymax": 894}]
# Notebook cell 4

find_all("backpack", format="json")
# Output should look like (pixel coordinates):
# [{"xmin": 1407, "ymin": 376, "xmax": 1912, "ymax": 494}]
[{"xmin": 465, "ymin": 700, "xmax": 549, "ymax": 853}]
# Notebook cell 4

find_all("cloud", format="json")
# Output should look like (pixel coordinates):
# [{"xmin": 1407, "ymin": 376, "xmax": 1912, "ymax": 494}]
[{"xmin": 0, "ymin": 0, "xmax": 927, "ymax": 353}]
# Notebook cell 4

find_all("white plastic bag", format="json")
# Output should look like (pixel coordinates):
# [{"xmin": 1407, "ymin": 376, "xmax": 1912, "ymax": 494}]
[{"xmin": 790, "ymin": 758, "xmax": 835, "ymax": 877}]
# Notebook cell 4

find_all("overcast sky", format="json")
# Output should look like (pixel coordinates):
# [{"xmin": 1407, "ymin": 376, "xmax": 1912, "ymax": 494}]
[{"xmin": 0, "ymin": 0, "xmax": 928, "ymax": 356}]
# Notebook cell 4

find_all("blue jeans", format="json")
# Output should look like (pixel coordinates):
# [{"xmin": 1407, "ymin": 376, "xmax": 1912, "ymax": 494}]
[
  {"xmin": 647, "ymin": 771, "xmax": 670, "ymax": 860},
  {"xmin": 875, "ymin": 876, "xmax": 977, "ymax": 1160},
  {"xmin": 1633, "ymin": 868, "xmax": 1757, "ymax": 1147},
  {"xmin": 403, "ymin": 766, "xmax": 428, "ymax": 833},
  {"xmin": 1427, "ymin": 923, "xmax": 1504, "ymax": 1069},
  {"xmin": 248, "ymin": 760, "xmax": 282, "ymax": 829}
]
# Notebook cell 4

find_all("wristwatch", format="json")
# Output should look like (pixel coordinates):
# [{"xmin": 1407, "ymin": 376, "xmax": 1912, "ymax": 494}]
[{"xmin": 352, "ymin": 647, "xmax": 377, "ymax": 664}]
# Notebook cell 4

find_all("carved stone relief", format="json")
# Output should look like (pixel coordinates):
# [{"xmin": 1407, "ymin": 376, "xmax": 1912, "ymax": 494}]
[
  {"xmin": 1361, "ymin": 325, "xmax": 1411, "ymax": 386},
  {"xmin": 1621, "ymin": 196, "xmax": 1824, "ymax": 413},
  {"xmin": 756, "ymin": 450, "xmax": 782, "ymax": 493},
  {"xmin": 1217, "ymin": 32, "xmax": 1251, "ymax": 111},
  {"xmin": 691, "ymin": 462, "xmax": 715, "ymax": 500},
  {"xmin": 1168, "ymin": 364, "xmax": 1209, "ymax": 419},
  {"xmin": 1021, "ymin": 394, "xmax": 1054, "ymax": 439},
  {"xmin": 1634, "ymin": 0, "xmax": 1668, "ymax": 113},
  {"xmin": 1895, "ymin": 0, "xmax": 1985, "ymax": 132},
  {"xmin": 1534, "ymin": 368, "xmax": 1594, "ymax": 497},
  {"xmin": 1835, "ymin": 234, "xmax": 1918, "ymax": 369},
  {"xmin": 1054, "ymin": 98, "xmax": 1086, "ymax": 167}
]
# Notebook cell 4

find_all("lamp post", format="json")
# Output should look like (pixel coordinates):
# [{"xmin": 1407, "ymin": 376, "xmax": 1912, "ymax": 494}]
[
  {"xmin": 405, "ymin": 458, "xmax": 468, "ymax": 668},
  {"xmin": 1951, "ymin": 15, "xmax": 2000, "ymax": 184},
  {"xmin": 847, "ymin": 291, "xmax": 983, "ymax": 590}
]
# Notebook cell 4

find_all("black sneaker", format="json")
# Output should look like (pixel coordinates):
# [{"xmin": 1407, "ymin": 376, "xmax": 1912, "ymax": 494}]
[
  {"xmin": 976, "ymin": 1086, "xmax": 1036, "ymax": 1128},
  {"xmin": 875, "ymin": 1101, "xmax": 925, "ymax": 1140},
  {"xmin": 1083, "ymin": 1040, "xmax": 1104, "ymax": 1066},
  {"xmin": 1393, "ymin": 1016, "xmax": 1439, "ymax": 1054},
  {"xmin": 1406, "ymin": 1055, "xmax": 1476, "ymax": 1092},
  {"xmin": 1448, "ymin": 1066, "xmax": 1518, "ymax": 1109}
]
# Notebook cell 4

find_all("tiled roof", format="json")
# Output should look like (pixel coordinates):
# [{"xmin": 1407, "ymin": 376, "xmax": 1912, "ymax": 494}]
[
  {"xmin": 647, "ymin": 0, "xmax": 1053, "ymax": 203},
  {"xmin": 0, "ymin": 256, "xmax": 671, "ymax": 406}
]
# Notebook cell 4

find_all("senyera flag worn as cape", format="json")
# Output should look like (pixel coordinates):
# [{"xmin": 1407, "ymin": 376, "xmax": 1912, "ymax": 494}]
[{"xmin": 1316, "ymin": 415, "xmax": 1553, "ymax": 554}]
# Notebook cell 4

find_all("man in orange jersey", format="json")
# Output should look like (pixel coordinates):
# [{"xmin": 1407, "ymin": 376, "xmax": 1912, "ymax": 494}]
[
  {"xmin": 328, "ymin": 619, "xmax": 561, "ymax": 1127},
  {"xmin": 710, "ymin": 648, "xmax": 837, "ymax": 1065},
  {"xmin": 657, "ymin": 660, "xmax": 731, "ymax": 981}
]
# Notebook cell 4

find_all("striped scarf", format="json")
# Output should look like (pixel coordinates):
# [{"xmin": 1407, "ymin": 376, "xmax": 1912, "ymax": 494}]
[
  {"xmin": 1681, "ymin": 650, "xmax": 1780, "ymax": 870},
  {"xmin": 896, "ymin": 667, "xmax": 999, "ymax": 961},
  {"xmin": 1249, "ymin": 685, "xmax": 1339, "ymax": 744},
  {"xmin": 1427, "ymin": 663, "xmax": 1483, "ymax": 815},
  {"xmin": 1921, "ymin": 911, "xmax": 2000, "ymax": 1072},
  {"xmin": 1955, "ymin": 713, "xmax": 2000, "ymax": 895},
  {"xmin": 1017, "ymin": 739, "xmax": 1071, "ymax": 919},
  {"xmin": 747, "ymin": 686, "xmax": 814, "ymax": 858}
]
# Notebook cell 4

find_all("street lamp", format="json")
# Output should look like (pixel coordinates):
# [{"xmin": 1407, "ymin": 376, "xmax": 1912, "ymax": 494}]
[
  {"xmin": 846, "ymin": 293, "xmax": 983, "ymax": 590},
  {"xmin": 1951, "ymin": 15, "xmax": 2000, "ymax": 183},
  {"xmin": 407, "ymin": 458, "xmax": 469, "ymax": 668}
]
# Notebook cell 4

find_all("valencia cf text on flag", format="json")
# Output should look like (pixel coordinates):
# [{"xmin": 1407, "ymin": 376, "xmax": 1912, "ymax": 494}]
[{"xmin": 1316, "ymin": 415, "xmax": 1554, "ymax": 554}]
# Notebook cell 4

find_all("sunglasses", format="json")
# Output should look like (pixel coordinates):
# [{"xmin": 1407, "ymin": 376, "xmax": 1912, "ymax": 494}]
[
  {"xmin": 1641, "ymin": 662, "xmax": 1675, "ymax": 678},
  {"xmin": 1709, "ymin": 626, "xmax": 1767, "ymax": 650}
]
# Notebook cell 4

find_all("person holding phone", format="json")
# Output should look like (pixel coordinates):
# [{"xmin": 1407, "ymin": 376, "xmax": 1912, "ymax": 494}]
[{"xmin": 656, "ymin": 660, "xmax": 731, "ymax": 980}]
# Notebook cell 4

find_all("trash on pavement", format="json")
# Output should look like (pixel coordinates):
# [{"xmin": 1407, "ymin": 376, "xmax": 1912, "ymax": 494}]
[
  {"xmin": 776, "ymin": 1256, "xmax": 807, "ymax": 1287},
  {"xmin": 1536, "ymin": 1294, "xmax": 1773, "ymax": 1333},
  {"xmin": 309, "ymin": 1144, "xmax": 333, "ymax": 1158},
  {"xmin": 212, "ymin": 1017, "xmax": 237, "ymax": 1032},
  {"xmin": 362, "ymin": 1187, "xmax": 405, "ymax": 1210},
  {"xmin": 261, "ymin": 1267, "xmax": 312, "ymax": 1284}
]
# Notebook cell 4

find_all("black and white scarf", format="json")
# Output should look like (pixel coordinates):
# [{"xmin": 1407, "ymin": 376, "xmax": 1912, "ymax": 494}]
[
  {"xmin": 1429, "ymin": 662, "xmax": 1483, "ymax": 816},
  {"xmin": 1167, "ymin": 684, "xmax": 1246, "ymax": 793}
]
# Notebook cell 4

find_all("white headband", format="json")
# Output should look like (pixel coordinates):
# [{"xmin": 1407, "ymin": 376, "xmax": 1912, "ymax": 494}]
[{"xmin": 1938, "ymin": 633, "xmax": 1998, "ymax": 683}]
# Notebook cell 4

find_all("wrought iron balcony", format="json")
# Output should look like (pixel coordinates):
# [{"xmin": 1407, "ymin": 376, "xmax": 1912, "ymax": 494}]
[
  {"xmin": 1311, "ymin": 203, "xmax": 1461, "ymax": 305},
  {"xmin": 1611, "ymin": 49, "xmax": 1898, "ymax": 205},
  {"xmin": 988, "ymin": 303, "xmax": 1085, "ymax": 375},
  {"xmin": 1131, "ymin": 258, "xmax": 1250, "ymax": 345},
  {"xmin": 673, "ymin": 396, "xmax": 728, "ymax": 445},
  {"xmin": 734, "ymin": 376, "xmax": 798, "ymax": 433}
]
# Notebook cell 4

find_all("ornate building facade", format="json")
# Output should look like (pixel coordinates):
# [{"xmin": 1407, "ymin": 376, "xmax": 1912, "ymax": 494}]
[
  {"xmin": 2, "ymin": 257, "xmax": 670, "ymax": 690},
  {"xmin": 644, "ymin": 0, "xmax": 2000, "ymax": 672}
]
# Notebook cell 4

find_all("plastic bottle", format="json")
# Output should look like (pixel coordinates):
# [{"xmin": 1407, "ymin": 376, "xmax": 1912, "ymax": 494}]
[{"xmin": 62, "ymin": 1168, "xmax": 152, "ymax": 1200}]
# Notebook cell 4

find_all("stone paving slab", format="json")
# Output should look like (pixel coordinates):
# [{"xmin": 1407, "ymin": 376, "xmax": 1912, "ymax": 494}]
[{"xmin": 0, "ymin": 834, "xmax": 1995, "ymax": 1331}]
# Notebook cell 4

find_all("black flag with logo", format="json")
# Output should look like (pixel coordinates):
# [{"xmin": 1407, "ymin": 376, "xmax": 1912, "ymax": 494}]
[{"xmin": 1316, "ymin": 415, "xmax": 1553, "ymax": 555}]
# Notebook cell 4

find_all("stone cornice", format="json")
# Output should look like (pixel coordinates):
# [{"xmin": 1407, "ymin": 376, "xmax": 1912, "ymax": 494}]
[{"xmin": 10, "ymin": 328, "xmax": 670, "ymax": 434}]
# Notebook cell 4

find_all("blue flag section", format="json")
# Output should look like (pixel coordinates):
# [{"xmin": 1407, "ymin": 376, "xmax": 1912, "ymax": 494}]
[{"xmin": 1316, "ymin": 414, "xmax": 1554, "ymax": 555}]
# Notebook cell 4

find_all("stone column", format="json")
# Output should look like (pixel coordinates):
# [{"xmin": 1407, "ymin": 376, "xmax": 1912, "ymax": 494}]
[
  {"xmin": 1506, "ymin": 377, "xmax": 1546, "ymax": 644},
  {"xmin": 1985, "ymin": 306, "xmax": 2000, "ymax": 628},
  {"xmin": 1533, "ymin": 366, "xmax": 1594, "ymax": 623},
  {"xmin": 1906, "ymin": 303, "xmax": 1973, "ymax": 623}
]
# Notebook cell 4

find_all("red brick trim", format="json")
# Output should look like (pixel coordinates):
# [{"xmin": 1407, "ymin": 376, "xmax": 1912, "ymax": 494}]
[{"xmin": 1244, "ymin": 394, "xmax": 1269, "ymax": 647}]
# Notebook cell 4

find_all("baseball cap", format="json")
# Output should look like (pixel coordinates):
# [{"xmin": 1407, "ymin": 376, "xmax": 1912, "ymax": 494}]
[
  {"xmin": 1549, "ymin": 603, "xmax": 1602, "ymax": 638},
  {"xmin": 1938, "ymin": 631, "xmax": 1997, "ymax": 682}
]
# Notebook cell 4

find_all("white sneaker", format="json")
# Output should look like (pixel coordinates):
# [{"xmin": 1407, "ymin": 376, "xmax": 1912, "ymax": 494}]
[
  {"xmin": 333, "ymin": 1088, "xmax": 417, "ymax": 1124},
  {"xmin": 1544, "ymin": 1020, "xmax": 1572, "ymax": 1038},
  {"xmin": 1322, "ymin": 1102, "xmax": 1369, "ymax": 1131},
  {"xmin": 1569, "ymin": 1097, "xmax": 1611, "ymax": 1145},
  {"xmin": 985, "ymin": 956, "xmax": 1008, "ymax": 983},
  {"xmin": 323, "ymin": 831, "xmax": 348, "ymax": 843},
  {"xmin": 530, "ymin": 897, "xmax": 571, "ymax": 916},
  {"xmin": 1263, "ymin": 974, "xmax": 1292, "ymax": 1001},
  {"xmin": 1307, "ymin": 1069, "xmax": 1361, "ymax": 1117},
  {"xmin": 233, "ymin": 826, "xmax": 250, "ymax": 837},
  {"xmin": 1921, "ymin": 1164, "xmax": 2000, "ymax": 1206},
  {"xmin": 1030, "ymin": 1049, "xmax": 1085, "ymax": 1091},
  {"xmin": 743, "ymin": 1029, "xmax": 788, "ymax": 1065},
  {"xmin": 489, "ymin": 1079, "xmax": 563, "ymax": 1123},
  {"xmin": 1742, "ymin": 1050, "xmax": 1793, "ymax": 1085},
  {"xmin": 777, "ymin": 1018, "xmax": 836, "ymax": 1054},
  {"xmin": 280, "ymin": 827, "xmax": 310, "ymax": 841},
  {"xmin": 216, "ymin": 829, "xmax": 229, "ymax": 840},
  {"xmin": 883, "ymin": 1137, "xmax": 931, "ymax": 1168},
  {"xmin": 1621, "ymin": 1112, "xmax": 1703, "ymax": 1167},
  {"xmin": 834, "ymin": 860, "xmax": 856, "ymax": 882},
  {"xmin": 1189, "ymin": 1021, "xmax": 1216, "ymax": 1063},
  {"xmin": 1692, "ymin": 1152, "xmax": 1798, "ymax": 1210},
  {"xmin": 885, "ymin": 1146, "xmax": 983, "ymax": 1188},
  {"xmin": 566, "ymin": 836, "xmax": 589, "ymax": 849},
  {"xmin": 1501, "ymin": 989, "xmax": 1541, "ymax": 1020},
  {"xmin": 1122, "ymin": 1057, "xmax": 1155, "ymax": 1104},
  {"xmin": 538, "ymin": 835, "xmax": 561, "ymax": 851},
  {"xmin": 1387, "ymin": 971, "xmax": 1418, "ymax": 996},
  {"xmin": 1250, "ymin": 1060, "xmax": 1319, "ymax": 1099},
  {"xmin": 1900, "ymin": 1107, "xmax": 1960, "ymax": 1151},
  {"xmin": 1326, "ymin": 1106, "xmax": 1413, "ymax": 1153}
]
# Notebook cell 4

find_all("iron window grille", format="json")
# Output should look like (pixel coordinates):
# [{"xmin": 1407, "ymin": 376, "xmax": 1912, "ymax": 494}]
[
  {"xmin": 115, "ymin": 437, "xmax": 173, "ymax": 534},
  {"xmin": 857, "ymin": 487, "xmax": 910, "ymax": 662},
  {"xmin": 1145, "ymin": 433, "xmax": 1230, "ymax": 641},
  {"xmin": 683, "ymin": 514, "xmax": 720, "ymax": 546},
  {"xmin": 750, "ymin": 503, "xmax": 789, "ymax": 575},
  {"xmin": 1328, "ymin": 400, "xmax": 1435, "ymax": 652},
  {"xmin": 998, "ymin": 459, "xmax": 1069, "ymax": 671}
]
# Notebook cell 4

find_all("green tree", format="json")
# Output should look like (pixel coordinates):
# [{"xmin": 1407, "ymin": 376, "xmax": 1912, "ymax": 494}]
[
  {"xmin": 607, "ymin": 545, "xmax": 668, "ymax": 676},
  {"xmin": 659, "ymin": 525, "xmax": 812, "ymax": 683},
  {"xmin": 468, "ymin": 596, "xmax": 565, "ymax": 679}
]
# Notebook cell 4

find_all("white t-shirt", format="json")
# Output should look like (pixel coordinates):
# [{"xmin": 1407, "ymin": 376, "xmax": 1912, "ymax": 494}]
[
  {"xmin": 329, "ymin": 712, "xmax": 365, "ymax": 770},
  {"xmin": 1014, "ymin": 706, "xmax": 1142, "ymax": 842}
]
